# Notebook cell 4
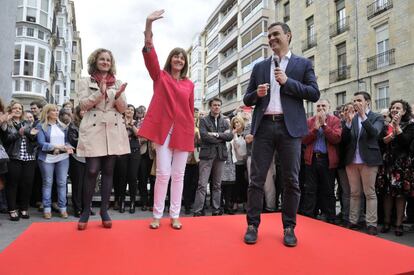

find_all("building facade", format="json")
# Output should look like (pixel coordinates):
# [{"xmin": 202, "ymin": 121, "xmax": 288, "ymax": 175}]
[
  {"xmin": 12, "ymin": 0, "xmax": 82, "ymax": 107},
  {"xmin": 192, "ymin": 0, "xmax": 414, "ymax": 115},
  {"xmin": 275, "ymin": 0, "xmax": 414, "ymax": 116},
  {"xmin": 0, "ymin": 1, "xmax": 17, "ymax": 103}
]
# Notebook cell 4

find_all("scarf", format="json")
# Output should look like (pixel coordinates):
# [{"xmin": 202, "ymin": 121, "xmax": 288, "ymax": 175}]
[{"xmin": 91, "ymin": 72, "xmax": 116, "ymax": 89}]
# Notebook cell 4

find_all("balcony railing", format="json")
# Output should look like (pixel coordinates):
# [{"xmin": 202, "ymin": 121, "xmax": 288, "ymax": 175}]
[
  {"xmin": 367, "ymin": 0, "xmax": 393, "ymax": 20},
  {"xmin": 329, "ymin": 65, "xmax": 351, "ymax": 83},
  {"xmin": 283, "ymin": 15, "xmax": 290, "ymax": 22},
  {"xmin": 302, "ymin": 34, "xmax": 317, "ymax": 52},
  {"xmin": 367, "ymin": 49, "xmax": 395, "ymax": 72},
  {"xmin": 329, "ymin": 17, "xmax": 350, "ymax": 38}
]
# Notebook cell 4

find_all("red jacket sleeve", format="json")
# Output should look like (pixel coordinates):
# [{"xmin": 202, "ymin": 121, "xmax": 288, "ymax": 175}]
[
  {"xmin": 142, "ymin": 47, "xmax": 161, "ymax": 82},
  {"xmin": 323, "ymin": 116, "xmax": 342, "ymax": 145}
]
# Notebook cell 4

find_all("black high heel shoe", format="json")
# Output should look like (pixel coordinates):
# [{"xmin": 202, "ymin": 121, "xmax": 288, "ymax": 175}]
[
  {"xmin": 78, "ymin": 211, "xmax": 90, "ymax": 230},
  {"xmin": 395, "ymin": 225, "xmax": 404, "ymax": 236},
  {"xmin": 129, "ymin": 201, "xmax": 135, "ymax": 214},
  {"xmin": 380, "ymin": 223, "xmax": 391, "ymax": 233}
]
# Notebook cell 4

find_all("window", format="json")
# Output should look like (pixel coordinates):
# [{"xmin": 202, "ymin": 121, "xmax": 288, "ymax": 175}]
[
  {"xmin": 241, "ymin": 81, "xmax": 249, "ymax": 95},
  {"xmin": 207, "ymin": 77, "xmax": 219, "ymax": 94},
  {"xmin": 336, "ymin": 42, "xmax": 347, "ymax": 72},
  {"xmin": 207, "ymin": 36, "xmax": 218, "ymax": 54},
  {"xmin": 24, "ymin": 80, "xmax": 32, "ymax": 92},
  {"xmin": 37, "ymin": 48, "xmax": 46, "ymax": 79},
  {"xmin": 306, "ymin": 16, "xmax": 315, "ymax": 44},
  {"xmin": 336, "ymin": 91, "xmax": 346, "ymax": 107},
  {"xmin": 241, "ymin": 20, "xmax": 267, "ymax": 48},
  {"xmin": 306, "ymin": 101, "xmax": 314, "ymax": 117},
  {"xmin": 56, "ymin": 50, "xmax": 62, "ymax": 70},
  {"xmin": 207, "ymin": 57, "xmax": 218, "ymax": 76},
  {"xmin": 17, "ymin": 27, "xmax": 23, "ymax": 36},
  {"xmin": 241, "ymin": 48, "xmax": 264, "ymax": 73},
  {"xmin": 336, "ymin": 0, "xmax": 346, "ymax": 30},
  {"xmin": 24, "ymin": 45, "xmax": 35, "ymax": 76},
  {"xmin": 376, "ymin": 81, "xmax": 389, "ymax": 109},
  {"xmin": 55, "ymin": 85, "xmax": 61, "ymax": 103},
  {"xmin": 284, "ymin": 2, "xmax": 290, "ymax": 22},
  {"xmin": 15, "ymin": 80, "xmax": 21, "ymax": 92},
  {"xmin": 72, "ymin": 41, "xmax": 77, "ymax": 54},
  {"xmin": 27, "ymin": 28, "xmax": 34, "ymax": 37},
  {"xmin": 206, "ymin": 16, "xmax": 218, "ymax": 38},
  {"xmin": 71, "ymin": 60, "xmax": 76, "ymax": 72},
  {"xmin": 14, "ymin": 45, "xmax": 21, "ymax": 75},
  {"xmin": 38, "ymin": 30, "xmax": 44, "ymax": 40},
  {"xmin": 40, "ymin": 0, "xmax": 49, "ymax": 27},
  {"xmin": 71, "ymin": 80, "xmax": 75, "ymax": 92},
  {"xmin": 242, "ymin": 0, "xmax": 263, "ymax": 23},
  {"xmin": 26, "ymin": 8, "xmax": 37, "ymax": 23},
  {"xmin": 376, "ymin": 24, "xmax": 389, "ymax": 67}
]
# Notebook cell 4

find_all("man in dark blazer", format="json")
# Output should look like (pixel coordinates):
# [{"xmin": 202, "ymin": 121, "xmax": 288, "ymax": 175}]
[
  {"xmin": 342, "ymin": 92, "xmax": 384, "ymax": 235},
  {"xmin": 243, "ymin": 22, "xmax": 320, "ymax": 247}
]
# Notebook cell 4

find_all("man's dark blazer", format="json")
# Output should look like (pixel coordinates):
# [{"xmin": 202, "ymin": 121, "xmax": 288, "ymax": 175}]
[
  {"xmin": 243, "ymin": 54, "xmax": 320, "ymax": 138},
  {"xmin": 341, "ymin": 111, "xmax": 384, "ymax": 166}
]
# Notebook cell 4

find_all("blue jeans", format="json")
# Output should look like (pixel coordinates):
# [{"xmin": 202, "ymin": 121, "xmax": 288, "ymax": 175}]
[{"xmin": 38, "ymin": 158, "xmax": 69, "ymax": 213}]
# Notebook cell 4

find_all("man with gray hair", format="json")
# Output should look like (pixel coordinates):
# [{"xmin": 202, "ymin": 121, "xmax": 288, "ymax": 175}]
[{"xmin": 301, "ymin": 99, "xmax": 341, "ymax": 223}]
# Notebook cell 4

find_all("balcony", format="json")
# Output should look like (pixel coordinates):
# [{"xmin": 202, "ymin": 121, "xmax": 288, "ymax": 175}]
[
  {"xmin": 283, "ymin": 15, "xmax": 290, "ymax": 22},
  {"xmin": 218, "ymin": 29, "xmax": 237, "ymax": 53},
  {"xmin": 367, "ymin": 49, "xmax": 395, "ymax": 72},
  {"xmin": 302, "ymin": 34, "xmax": 317, "ymax": 52},
  {"xmin": 329, "ymin": 17, "xmax": 350, "ymax": 38},
  {"xmin": 375, "ymin": 97, "xmax": 390, "ymax": 109},
  {"xmin": 219, "ymin": 51, "xmax": 238, "ymax": 71},
  {"xmin": 367, "ymin": 0, "xmax": 393, "ymax": 20},
  {"xmin": 329, "ymin": 65, "xmax": 351, "ymax": 83},
  {"xmin": 221, "ymin": 75, "xmax": 238, "ymax": 92}
]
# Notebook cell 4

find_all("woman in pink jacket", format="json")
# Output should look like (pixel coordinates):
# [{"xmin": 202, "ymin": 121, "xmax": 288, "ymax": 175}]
[{"xmin": 140, "ymin": 10, "xmax": 194, "ymax": 230}]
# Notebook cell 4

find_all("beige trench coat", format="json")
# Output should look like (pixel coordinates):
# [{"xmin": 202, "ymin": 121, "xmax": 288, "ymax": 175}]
[{"xmin": 76, "ymin": 77, "xmax": 130, "ymax": 157}]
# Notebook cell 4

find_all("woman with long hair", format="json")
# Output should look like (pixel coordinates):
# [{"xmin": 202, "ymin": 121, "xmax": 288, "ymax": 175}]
[
  {"xmin": 2, "ymin": 102, "xmax": 37, "ymax": 221},
  {"xmin": 76, "ymin": 48, "xmax": 129, "ymax": 230},
  {"xmin": 36, "ymin": 104, "xmax": 72, "ymax": 219},
  {"xmin": 140, "ymin": 10, "xmax": 194, "ymax": 229},
  {"xmin": 113, "ymin": 104, "xmax": 141, "ymax": 213},
  {"xmin": 376, "ymin": 99, "xmax": 414, "ymax": 236}
]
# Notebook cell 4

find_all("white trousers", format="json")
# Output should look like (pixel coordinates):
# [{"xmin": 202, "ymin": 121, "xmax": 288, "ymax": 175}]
[{"xmin": 153, "ymin": 133, "xmax": 188, "ymax": 219}]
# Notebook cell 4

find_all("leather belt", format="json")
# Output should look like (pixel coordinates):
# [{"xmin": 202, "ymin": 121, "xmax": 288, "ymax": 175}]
[
  {"xmin": 262, "ymin": 114, "xmax": 284, "ymax": 121},
  {"xmin": 313, "ymin": 152, "xmax": 328, "ymax": 158}
]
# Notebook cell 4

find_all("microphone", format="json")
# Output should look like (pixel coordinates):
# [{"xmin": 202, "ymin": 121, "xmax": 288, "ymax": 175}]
[{"xmin": 273, "ymin": 55, "xmax": 280, "ymax": 68}]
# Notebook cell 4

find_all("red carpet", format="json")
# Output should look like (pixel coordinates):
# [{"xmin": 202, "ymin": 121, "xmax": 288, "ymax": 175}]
[{"xmin": 1, "ymin": 214, "xmax": 414, "ymax": 275}]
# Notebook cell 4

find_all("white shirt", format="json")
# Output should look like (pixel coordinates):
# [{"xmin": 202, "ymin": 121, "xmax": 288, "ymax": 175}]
[
  {"xmin": 45, "ymin": 124, "xmax": 69, "ymax": 163},
  {"xmin": 265, "ymin": 50, "xmax": 292, "ymax": 115}
]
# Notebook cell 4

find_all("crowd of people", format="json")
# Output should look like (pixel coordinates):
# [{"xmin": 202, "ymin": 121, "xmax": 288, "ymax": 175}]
[{"xmin": 0, "ymin": 10, "xmax": 413, "ymax": 244}]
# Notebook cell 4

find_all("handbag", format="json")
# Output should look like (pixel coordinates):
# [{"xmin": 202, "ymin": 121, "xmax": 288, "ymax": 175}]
[{"xmin": 0, "ymin": 145, "xmax": 10, "ymax": 163}]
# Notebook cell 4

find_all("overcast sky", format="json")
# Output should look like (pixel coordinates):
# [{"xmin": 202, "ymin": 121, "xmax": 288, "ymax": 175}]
[{"xmin": 73, "ymin": 0, "xmax": 222, "ymax": 107}]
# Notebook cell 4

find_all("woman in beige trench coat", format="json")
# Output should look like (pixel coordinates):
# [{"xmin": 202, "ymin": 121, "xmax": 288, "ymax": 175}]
[{"xmin": 77, "ymin": 48, "xmax": 130, "ymax": 230}]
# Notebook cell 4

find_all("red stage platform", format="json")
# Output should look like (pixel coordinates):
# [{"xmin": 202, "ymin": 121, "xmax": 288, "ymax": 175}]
[{"xmin": 1, "ymin": 214, "xmax": 414, "ymax": 275}]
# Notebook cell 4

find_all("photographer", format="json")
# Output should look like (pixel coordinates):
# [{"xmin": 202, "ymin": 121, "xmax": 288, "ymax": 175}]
[{"xmin": 2, "ymin": 102, "xmax": 38, "ymax": 221}]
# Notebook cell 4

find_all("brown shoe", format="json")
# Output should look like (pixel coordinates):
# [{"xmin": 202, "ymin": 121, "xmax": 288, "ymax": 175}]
[
  {"xmin": 60, "ymin": 211, "xmax": 68, "ymax": 219},
  {"xmin": 78, "ymin": 222, "xmax": 87, "ymax": 230},
  {"xmin": 367, "ymin": 225, "xmax": 378, "ymax": 235},
  {"xmin": 149, "ymin": 218, "xmax": 160, "ymax": 229},
  {"xmin": 43, "ymin": 212, "xmax": 52, "ymax": 219},
  {"xmin": 171, "ymin": 218, "xmax": 182, "ymax": 230}
]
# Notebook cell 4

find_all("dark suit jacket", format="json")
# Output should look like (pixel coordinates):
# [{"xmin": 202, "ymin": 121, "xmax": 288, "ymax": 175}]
[
  {"xmin": 199, "ymin": 113, "xmax": 233, "ymax": 161},
  {"xmin": 341, "ymin": 111, "xmax": 384, "ymax": 166},
  {"xmin": 243, "ymin": 54, "xmax": 320, "ymax": 138}
]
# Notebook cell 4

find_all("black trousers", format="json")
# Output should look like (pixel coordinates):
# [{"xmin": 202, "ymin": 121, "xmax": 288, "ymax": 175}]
[
  {"xmin": 247, "ymin": 118, "xmax": 301, "ymax": 229},
  {"xmin": 6, "ymin": 159, "xmax": 36, "ymax": 211},
  {"xmin": 30, "ymin": 162, "xmax": 43, "ymax": 206},
  {"xmin": 183, "ymin": 163, "xmax": 199, "ymax": 209},
  {"xmin": 69, "ymin": 156, "xmax": 86, "ymax": 212},
  {"xmin": 137, "ymin": 153, "xmax": 152, "ymax": 206},
  {"xmin": 234, "ymin": 164, "xmax": 248, "ymax": 203},
  {"xmin": 301, "ymin": 154, "xmax": 336, "ymax": 221},
  {"xmin": 113, "ymin": 150, "xmax": 141, "ymax": 202}
]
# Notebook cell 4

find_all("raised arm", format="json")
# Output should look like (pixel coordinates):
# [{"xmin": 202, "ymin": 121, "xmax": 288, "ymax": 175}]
[{"xmin": 143, "ymin": 10, "xmax": 164, "ymax": 81}]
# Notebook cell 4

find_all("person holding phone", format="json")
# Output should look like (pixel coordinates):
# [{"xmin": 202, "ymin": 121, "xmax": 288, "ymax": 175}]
[
  {"xmin": 140, "ymin": 10, "xmax": 195, "ymax": 230},
  {"xmin": 377, "ymin": 100, "xmax": 414, "ymax": 236},
  {"xmin": 76, "ymin": 48, "xmax": 130, "ymax": 230}
]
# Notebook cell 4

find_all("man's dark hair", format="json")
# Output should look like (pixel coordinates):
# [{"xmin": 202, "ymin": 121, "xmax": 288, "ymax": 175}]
[
  {"xmin": 30, "ymin": 100, "xmax": 44, "ymax": 109},
  {"xmin": 268, "ymin": 22, "xmax": 292, "ymax": 44},
  {"xmin": 209, "ymin": 97, "xmax": 222, "ymax": 107},
  {"xmin": 194, "ymin": 107, "xmax": 199, "ymax": 112},
  {"xmin": 353, "ymin": 91, "xmax": 371, "ymax": 101}
]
